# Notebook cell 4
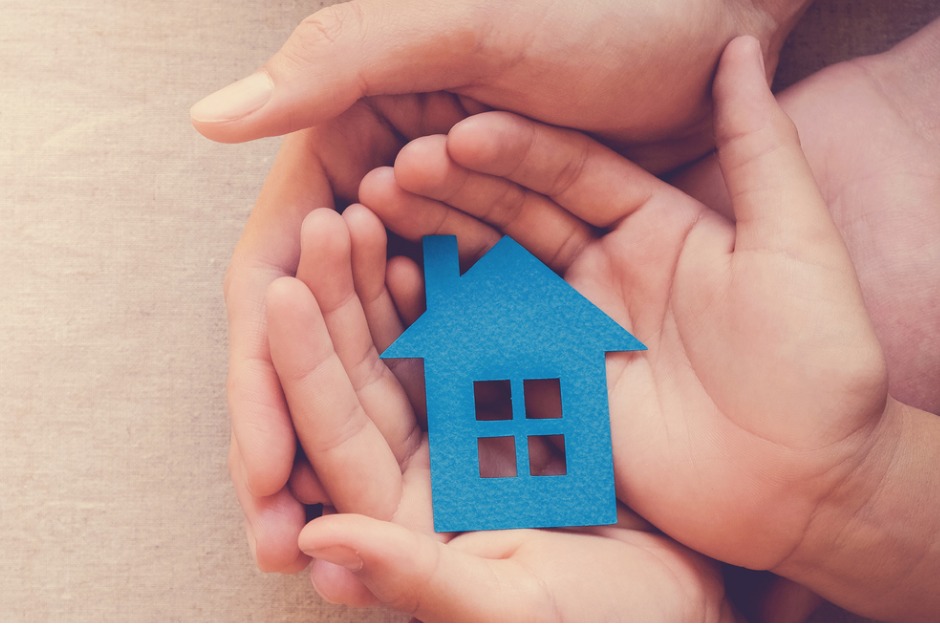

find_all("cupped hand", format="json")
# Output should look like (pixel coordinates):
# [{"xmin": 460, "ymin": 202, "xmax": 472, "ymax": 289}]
[
  {"xmin": 361, "ymin": 36, "xmax": 889, "ymax": 574},
  {"xmin": 263, "ymin": 204, "xmax": 729, "ymax": 621},
  {"xmin": 195, "ymin": 0, "xmax": 813, "ymax": 572},
  {"xmin": 673, "ymin": 16, "xmax": 940, "ymax": 413},
  {"xmin": 222, "ymin": 94, "xmax": 486, "ymax": 573},
  {"xmin": 192, "ymin": 0, "xmax": 812, "ymax": 172}
]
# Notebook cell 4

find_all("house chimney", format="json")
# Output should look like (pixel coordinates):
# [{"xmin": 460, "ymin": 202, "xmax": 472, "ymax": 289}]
[{"xmin": 422, "ymin": 235, "xmax": 459, "ymax": 311}]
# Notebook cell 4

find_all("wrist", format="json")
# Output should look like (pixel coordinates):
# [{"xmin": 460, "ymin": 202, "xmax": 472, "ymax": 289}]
[{"xmin": 776, "ymin": 397, "xmax": 940, "ymax": 620}]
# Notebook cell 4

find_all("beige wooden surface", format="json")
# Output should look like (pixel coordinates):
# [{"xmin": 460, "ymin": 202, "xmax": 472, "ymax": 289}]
[{"xmin": 1, "ymin": 0, "xmax": 936, "ymax": 621}]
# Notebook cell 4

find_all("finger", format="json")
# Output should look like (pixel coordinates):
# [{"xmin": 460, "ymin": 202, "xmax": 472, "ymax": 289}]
[
  {"xmin": 445, "ymin": 111, "xmax": 682, "ymax": 228},
  {"xmin": 299, "ymin": 514, "xmax": 553, "ymax": 621},
  {"xmin": 359, "ymin": 166, "xmax": 502, "ymax": 264},
  {"xmin": 309, "ymin": 559, "xmax": 382, "ymax": 608},
  {"xmin": 384, "ymin": 255, "xmax": 429, "ymax": 423},
  {"xmin": 229, "ymin": 436, "xmax": 310, "ymax": 573},
  {"xmin": 288, "ymin": 454, "xmax": 331, "ymax": 506},
  {"xmin": 295, "ymin": 209, "xmax": 421, "ymax": 465},
  {"xmin": 386, "ymin": 255, "xmax": 425, "ymax": 327},
  {"xmin": 342, "ymin": 204, "xmax": 430, "ymax": 421},
  {"xmin": 713, "ymin": 36, "xmax": 846, "ymax": 260},
  {"xmin": 394, "ymin": 134, "xmax": 595, "ymax": 274},
  {"xmin": 225, "ymin": 133, "xmax": 333, "ymax": 497},
  {"xmin": 341, "ymin": 203, "xmax": 405, "ymax": 352},
  {"xmin": 190, "ymin": 0, "xmax": 495, "ymax": 142},
  {"xmin": 266, "ymin": 276, "xmax": 402, "ymax": 520}
]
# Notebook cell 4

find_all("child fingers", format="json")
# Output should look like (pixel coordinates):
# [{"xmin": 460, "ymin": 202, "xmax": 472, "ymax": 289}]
[
  {"xmin": 266, "ymin": 276, "xmax": 403, "ymax": 521},
  {"xmin": 359, "ymin": 166, "xmax": 502, "ymax": 266},
  {"xmin": 713, "ymin": 36, "xmax": 845, "ymax": 260},
  {"xmin": 342, "ymin": 203, "xmax": 406, "ymax": 352},
  {"xmin": 343, "ymin": 203, "xmax": 430, "ymax": 428},
  {"xmin": 299, "ymin": 514, "xmax": 553, "ymax": 621},
  {"xmin": 384, "ymin": 255, "xmax": 430, "ymax": 423},
  {"xmin": 295, "ymin": 209, "xmax": 421, "ymax": 465},
  {"xmin": 386, "ymin": 255, "xmax": 425, "ymax": 328},
  {"xmin": 444, "ymin": 111, "xmax": 675, "ymax": 228},
  {"xmin": 393, "ymin": 134, "xmax": 595, "ymax": 274}
]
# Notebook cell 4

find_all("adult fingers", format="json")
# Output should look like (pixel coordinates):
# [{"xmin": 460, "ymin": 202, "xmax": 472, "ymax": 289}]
[
  {"xmin": 294, "ymin": 209, "xmax": 421, "ymax": 465},
  {"xmin": 229, "ymin": 436, "xmax": 310, "ymax": 573},
  {"xmin": 713, "ymin": 36, "xmax": 846, "ymax": 262},
  {"xmin": 225, "ymin": 133, "xmax": 333, "ymax": 497},
  {"xmin": 266, "ymin": 276, "xmax": 402, "ymax": 520},
  {"xmin": 190, "ymin": 0, "xmax": 495, "ymax": 143},
  {"xmin": 342, "ymin": 204, "xmax": 406, "ymax": 352},
  {"xmin": 393, "ymin": 134, "xmax": 594, "ymax": 274},
  {"xmin": 386, "ymin": 255, "xmax": 425, "ymax": 327},
  {"xmin": 443, "ymin": 111, "xmax": 684, "ymax": 228}
]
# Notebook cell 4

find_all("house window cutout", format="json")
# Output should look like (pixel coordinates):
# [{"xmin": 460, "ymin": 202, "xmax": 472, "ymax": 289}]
[
  {"xmin": 473, "ymin": 380, "xmax": 513, "ymax": 421},
  {"xmin": 529, "ymin": 435, "xmax": 566, "ymax": 476},
  {"xmin": 478, "ymin": 436, "xmax": 517, "ymax": 478},
  {"xmin": 523, "ymin": 378, "xmax": 562, "ymax": 419},
  {"xmin": 380, "ymin": 234, "xmax": 648, "ymax": 532}
]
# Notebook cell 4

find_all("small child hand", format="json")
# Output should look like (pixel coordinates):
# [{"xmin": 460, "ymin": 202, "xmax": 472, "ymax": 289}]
[{"xmin": 265, "ymin": 206, "xmax": 729, "ymax": 620}]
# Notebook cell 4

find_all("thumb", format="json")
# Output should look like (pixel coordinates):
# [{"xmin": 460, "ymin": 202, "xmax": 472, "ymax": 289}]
[
  {"xmin": 191, "ymin": 0, "xmax": 490, "ymax": 143},
  {"xmin": 714, "ymin": 36, "xmax": 845, "ymax": 261},
  {"xmin": 299, "ymin": 514, "xmax": 552, "ymax": 621}
]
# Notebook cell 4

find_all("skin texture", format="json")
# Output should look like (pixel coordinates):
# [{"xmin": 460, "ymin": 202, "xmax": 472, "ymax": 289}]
[
  {"xmin": 356, "ymin": 35, "xmax": 939, "ymax": 620},
  {"xmin": 193, "ymin": 0, "xmax": 812, "ymax": 574},
  {"xmin": 365, "ymin": 31, "xmax": 885, "ymax": 576},
  {"xmin": 265, "ymin": 204, "xmax": 729, "ymax": 621},
  {"xmin": 674, "ymin": 16, "xmax": 940, "ymax": 415},
  {"xmin": 262, "ymin": 36, "xmax": 940, "ymax": 620}
]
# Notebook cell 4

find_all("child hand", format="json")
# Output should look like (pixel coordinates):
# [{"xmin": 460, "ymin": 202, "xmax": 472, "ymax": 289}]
[
  {"xmin": 673, "ymin": 17, "xmax": 940, "ymax": 414},
  {"xmin": 361, "ymin": 36, "xmax": 908, "ymax": 613},
  {"xmin": 264, "ymin": 205, "xmax": 730, "ymax": 621}
]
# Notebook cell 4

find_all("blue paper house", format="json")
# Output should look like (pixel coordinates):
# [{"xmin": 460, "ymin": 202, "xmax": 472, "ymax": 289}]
[{"xmin": 381, "ymin": 235, "xmax": 646, "ymax": 532}]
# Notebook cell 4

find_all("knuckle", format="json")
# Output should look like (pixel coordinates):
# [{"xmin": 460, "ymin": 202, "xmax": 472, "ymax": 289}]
[
  {"xmin": 486, "ymin": 183, "xmax": 527, "ymax": 228},
  {"xmin": 550, "ymin": 139, "xmax": 589, "ymax": 198},
  {"xmin": 279, "ymin": 3, "xmax": 365, "ymax": 69}
]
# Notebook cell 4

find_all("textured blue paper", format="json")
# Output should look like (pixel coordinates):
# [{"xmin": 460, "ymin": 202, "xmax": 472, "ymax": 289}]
[{"xmin": 381, "ymin": 235, "xmax": 646, "ymax": 532}]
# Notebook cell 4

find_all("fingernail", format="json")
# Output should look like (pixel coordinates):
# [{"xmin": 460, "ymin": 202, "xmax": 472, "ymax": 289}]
[
  {"xmin": 191, "ymin": 71, "xmax": 274, "ymax": 123},
  {"xmin": 305, "ymin": 545, "xmax": 363, "ymax": 571}
]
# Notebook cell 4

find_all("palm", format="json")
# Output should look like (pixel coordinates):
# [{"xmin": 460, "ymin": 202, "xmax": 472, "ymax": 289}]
[
  {"xmin": 265, "ymin": 206, "xmax": 727, "ymax": 620},
  {"xmin": 674, "ymin": 33, "xmax": 940, "ymax": 413},
  {"xmin": 565, "ymin": 198, "xmax": 885, "ymax": 569},
  {"xmin": 307, "ymin": 403, "xmax": 726, "ymax": 621},
  {"xmin": 362, "ymin": 39, "xmax": 890, "ymax": 572}
]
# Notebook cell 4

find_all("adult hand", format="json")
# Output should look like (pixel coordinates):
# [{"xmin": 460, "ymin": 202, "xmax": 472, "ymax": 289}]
[
  {"xmin": 263, "ymin": 204, "xmax": 729, "ymax": 621},
  {"xmin": 673, "ymin": 16, "xmax": 940, "ymax": 413},
  {"xmin": 221, "ymin": 95, "xmax": 482, "ymax": 573},
  {"xmin": 362, "ymin": 36, "xmax": 937, "ymax": 619},
  {"xmin": 195, "ymin": 0, "xmax": 813, "ymax": 573},
  {"xmin": 192, "ymin": 0, "xmax": 813, "ymax": 172}
]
